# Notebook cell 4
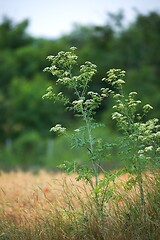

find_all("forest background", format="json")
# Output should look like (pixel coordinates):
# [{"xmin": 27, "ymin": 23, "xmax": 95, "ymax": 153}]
[{"xmin": 0, "ymin": 11, "xmax": 160, "ymax": 170}]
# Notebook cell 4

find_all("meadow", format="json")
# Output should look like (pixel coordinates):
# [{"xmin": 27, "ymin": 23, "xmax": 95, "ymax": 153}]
[{"xmin": 0, "ymin": 170, "xmax": 159, "ymax": 240}]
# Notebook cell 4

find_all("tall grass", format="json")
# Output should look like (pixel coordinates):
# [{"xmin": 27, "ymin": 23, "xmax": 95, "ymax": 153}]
[{"xmin": 0, "ymin": 171, "xmax": 159, "ymax": 240}]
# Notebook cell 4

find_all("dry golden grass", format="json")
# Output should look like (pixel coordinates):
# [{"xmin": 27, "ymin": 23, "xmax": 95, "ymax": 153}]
[
  {"xmin": 0, "ymin": 170, "xmax": 95, "ymax": 225},
  {"xmin": 0, "ymin": 170, "xmax": 151, "ymax": 224},
  {"xmin": 0, "ymin": 170, "xmax": 159, "ymax": 240},
  {"xmin": 0, "ymin": 170, "xmax": 129, "ymax": 226}
]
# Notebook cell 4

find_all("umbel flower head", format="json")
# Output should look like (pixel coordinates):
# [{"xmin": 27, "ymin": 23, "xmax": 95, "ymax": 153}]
[{"xmin": 50, "ymin": 124, "xmax": 66, "ymax": 135}]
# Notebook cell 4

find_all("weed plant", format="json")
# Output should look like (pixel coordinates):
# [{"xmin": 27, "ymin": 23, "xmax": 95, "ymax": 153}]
[
  {"xmin": 43, "ymin": 47, "xmax": 160, "ymax": 219},
  {"xmin": 42, "ymin": 47, "xmax": 120, "ymax": 214},
  {"xmin": 104, "ymin": 68, "xmax": 160, "ymax": 221}
]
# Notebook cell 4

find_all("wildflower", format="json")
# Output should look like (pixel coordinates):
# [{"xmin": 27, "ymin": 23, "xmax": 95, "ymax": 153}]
[
  {"xmin": 46, "ymin": 86, "xmax": 53, "ymax": 92},
  {"xmin": 143, "ymin": 104, "xmax": 153, "ymax": 112},
  {"xmin": 155, "ymin": 131, "xmax": 160, "ymax": 138},
  {"xmin": 129, "ymin": 92, "xmax": 137, "ymax": 96},
  {"xmin": 50, "ymin": 124, "xmax": 66, "ymax": 135},
  {"xmin": 74, "ymin": 129, "xmax": 80, "ymax": 132},
  {"xmin": 144, "ymin": 146, "xmax": 153, "ymax": 152},
  {"xmin": 138, "ymin": 135, "xmax": 144, "ymax": 141},
  {"xmin": 84, "ymin": 99, "xmax": 94, "ymax": 106},
  {"xmin": 118, "ymin": 103, "xmax": 124, "ymax": 110},
  {"xmin": 113, "ymin": 93, "xmax": 122, "ymax": 99},
  {"xmin": 72, "ymin": 99, "xmax": 84, "ymax": 106},
  {"xmin": 116, "ymin": 79, "xmax": 125, "ymax": 84},
  {"xmin": 44, "ymin": 187, "xmax": 49, "ymax": 193},
  {"xmin": 101, "ymin": 93, "xmax": 107, "ymax": 97},
  {"xmin": 70, "ymin": 46, "xmax": 77, "ymax": 51},
  {"xmin": 112, "ymin": 112, "xmax": 123, "ymax": 120},
  {"xmin": 138, "ymin": 150, "xmax": 144, "ymax": 154},
  {"xmin": 88, "ymin": 91, "xmax": 95, "ymax": 95},
  {"xmin": 156, "ymin": 147, "xmax": 160, "ymax": 152},
  {"xmin": 129, "ymin": 103, "xmax": 137, "ymax": 107},
  {"xmin": 57, "ymin": 92, "xmax": 63, "ymax": 96}
]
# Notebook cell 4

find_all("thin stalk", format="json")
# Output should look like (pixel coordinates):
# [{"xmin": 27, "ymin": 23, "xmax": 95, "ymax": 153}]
[
  {"xmin": 136, "ymin": 161, "xmax": 147, "ymax": 223},
  {"xmin": 74, "ymin": 86, "xmax": 99, "ymax": 187},
  {"xmin": 85, "ymin": 117, "xmax": 99, "ymax": 187}
]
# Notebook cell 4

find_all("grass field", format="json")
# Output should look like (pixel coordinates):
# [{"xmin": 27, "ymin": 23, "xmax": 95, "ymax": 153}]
[
  {"xmin": 0, "ymin": 171, "xmax": 85, "ymax": 224},
  {"xmin": 0, "ymin": 170, "xmax": 159, "ymax": 240}
]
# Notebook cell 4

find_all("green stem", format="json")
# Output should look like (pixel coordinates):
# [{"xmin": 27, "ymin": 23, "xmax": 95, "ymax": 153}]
[
  {"xmin": 74, "ymin": 86, "xmax": 99, "ymax": 187},
  {"xmin": 85, "ymin": 117, "xmax": 99, "ymax": 187}
]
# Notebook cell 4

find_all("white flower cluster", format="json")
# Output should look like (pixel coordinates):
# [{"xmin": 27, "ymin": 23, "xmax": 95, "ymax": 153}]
[
  {"xmin": 72, "ymin": 99, "xmax": 84, "ymax": 107},
  {"xmin": 50, "ymin": 124, "xmax": 66, "ymax": 135},
  {"xmin": 143, "ymin": 104, "xmax": 153, "ymax": 112},
  {"xmin": 104, "ymin": 69, "xmax": 126, "ymax": 88},
  {"xmin": 42, "ymin": 86, "xmax": 55, "ymax": 100}
]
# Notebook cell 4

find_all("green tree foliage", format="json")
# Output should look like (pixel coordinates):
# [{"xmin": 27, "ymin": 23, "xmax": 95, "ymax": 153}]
[
  {"xmin": 0, "ymin": 17, "xmax": 32, "ymax": 50},
  {"xmin": 0, "ymin": 18, "xmax": 68, "ymax": 145}
]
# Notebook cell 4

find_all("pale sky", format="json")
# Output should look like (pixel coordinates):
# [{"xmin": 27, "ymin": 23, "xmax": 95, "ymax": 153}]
[{"xmin": 0, "ymin": 0, "xmax": 160, "ymax": 38}]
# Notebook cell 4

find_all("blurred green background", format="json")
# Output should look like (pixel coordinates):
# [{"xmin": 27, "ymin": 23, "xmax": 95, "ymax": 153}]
[{"xmin": 0, "ymin": 12, "xmax": 160, "ymax": 170}]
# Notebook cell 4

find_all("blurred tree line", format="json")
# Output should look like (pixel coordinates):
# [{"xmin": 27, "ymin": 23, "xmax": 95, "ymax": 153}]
[{"xmin": 0, "ymin": 12, "xmax": 160, "ymax": 170}]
